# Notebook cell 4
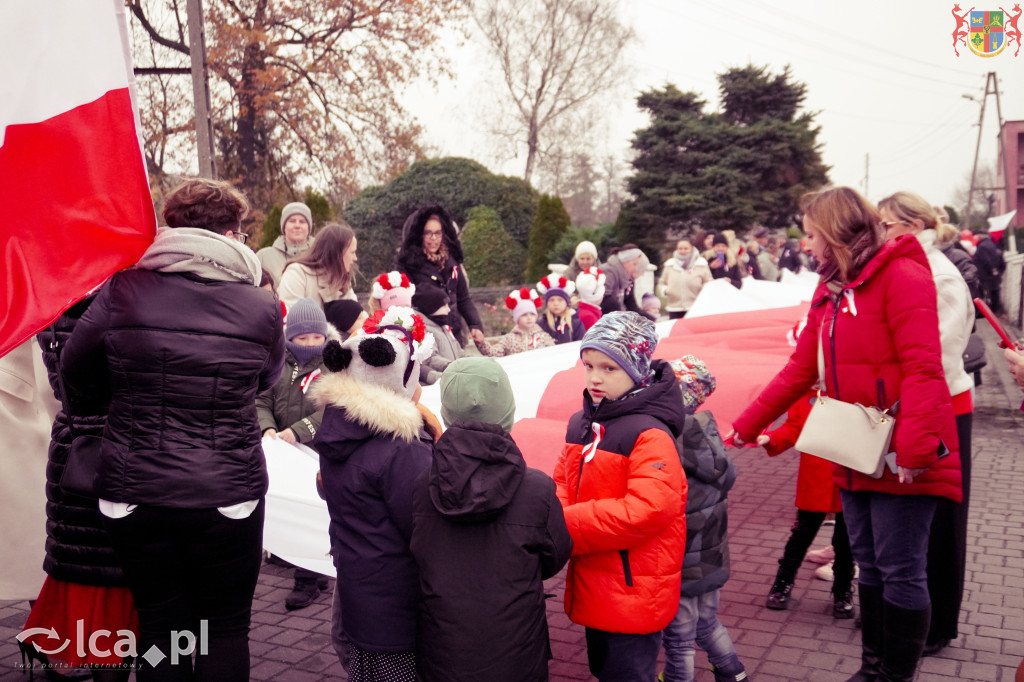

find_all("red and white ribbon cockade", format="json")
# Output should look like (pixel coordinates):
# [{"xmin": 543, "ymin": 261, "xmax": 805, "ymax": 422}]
[
  {"xmin": 300, "ymin": 369, "xmax": 322, "ymax": 394},
  {"xmin": 582, "ymin": 422, "xmax": 605, "ymax": 463}
]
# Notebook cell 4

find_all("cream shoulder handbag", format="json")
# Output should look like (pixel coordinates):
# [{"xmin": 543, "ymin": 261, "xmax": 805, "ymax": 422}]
[{"xmin": 793, "ymin": 329, "xmax": 894, "ymax": 479}]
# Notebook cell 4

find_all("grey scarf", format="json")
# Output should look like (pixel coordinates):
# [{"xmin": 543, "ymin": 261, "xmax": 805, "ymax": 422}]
[
  {"xmin": 136, "ymin": 227, "xmax": 262, "ymax": 285},
  {"xmin": 674, "ymin": 251, "xmax": 697, "ymax": 270}
]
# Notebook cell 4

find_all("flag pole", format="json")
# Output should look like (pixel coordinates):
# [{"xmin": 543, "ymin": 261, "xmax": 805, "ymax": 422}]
[{"xmin": 187, "ymin": 0, "xmax": 216, "ymax": 179}]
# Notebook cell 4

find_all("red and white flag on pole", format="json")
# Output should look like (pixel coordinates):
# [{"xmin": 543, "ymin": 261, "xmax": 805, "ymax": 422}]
[{"xmin": 0, "ymin": 0, "xmax": 156, "ymax": 357}]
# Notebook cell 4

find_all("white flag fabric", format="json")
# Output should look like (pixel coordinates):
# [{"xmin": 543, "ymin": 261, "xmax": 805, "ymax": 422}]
[
  {"xmin": 0, "ymin": 0, "xmax": 155, "ymax": 356},
  {"xmin": 264, "ymin": 286, "xmax": 818, "ymax": 575}
]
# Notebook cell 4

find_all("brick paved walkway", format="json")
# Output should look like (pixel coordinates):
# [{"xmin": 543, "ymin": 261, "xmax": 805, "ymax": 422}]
[{"xmin": 2, "ymin": 319, "xmax": 1022, "ymax": 681}]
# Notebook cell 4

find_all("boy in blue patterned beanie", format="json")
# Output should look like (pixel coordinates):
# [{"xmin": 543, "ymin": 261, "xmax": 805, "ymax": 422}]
[
  {"xmin": 555, "ymin": 310, "xmax": 688, "ymax": 680},
  {"xmin": 578, "ymin": 311, "xmax": 659, "ymax": 395}
]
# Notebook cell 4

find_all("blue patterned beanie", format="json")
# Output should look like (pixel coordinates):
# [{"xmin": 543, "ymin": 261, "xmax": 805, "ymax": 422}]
[{"xmin": 580, "ymin": 311, "xmax": 658, "ymax": 385}]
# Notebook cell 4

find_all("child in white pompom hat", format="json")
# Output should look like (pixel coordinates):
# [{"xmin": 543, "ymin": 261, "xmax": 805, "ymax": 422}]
[
  {"xmin": 370, "ymin": 270, "xmax": 416, "ymax": 311},
  {"xmin": 574, "ymin": 267, "xmax": 606, "ymax": 330},
  {"xmin": 475, "ymin": 288, "xmax": 555, "ymax": 357},
  {"xmin": 536, "ymin": 274, "xmax": 586, "ymax": 344}
]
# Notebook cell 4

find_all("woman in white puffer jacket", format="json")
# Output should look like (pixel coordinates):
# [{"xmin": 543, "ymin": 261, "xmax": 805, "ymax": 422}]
[{"xmin": 877, "ymin": 191, "xmax": 974, "ymax": 658}]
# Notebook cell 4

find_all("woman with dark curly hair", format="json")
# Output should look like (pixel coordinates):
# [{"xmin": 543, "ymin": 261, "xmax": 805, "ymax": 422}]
[{"xmin": 394, "ymin": 205, "xmax": 484, "ymax": 345}]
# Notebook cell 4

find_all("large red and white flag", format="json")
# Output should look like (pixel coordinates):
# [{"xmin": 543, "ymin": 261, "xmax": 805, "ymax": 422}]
[{"xmin": 0, "ymin": 0, "xmax": 156, "ymax": 357}]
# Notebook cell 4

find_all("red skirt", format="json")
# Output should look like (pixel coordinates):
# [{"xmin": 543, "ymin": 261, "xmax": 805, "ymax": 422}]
[{"xmin": 23, "ymin": 577, "xmax": 139, "ymax": 668}]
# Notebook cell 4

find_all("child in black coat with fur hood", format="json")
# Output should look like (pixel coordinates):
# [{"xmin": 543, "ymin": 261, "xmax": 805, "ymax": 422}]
[{"xmin": 312, "ymin": 307, "xmax": 436, "ymax": 681}]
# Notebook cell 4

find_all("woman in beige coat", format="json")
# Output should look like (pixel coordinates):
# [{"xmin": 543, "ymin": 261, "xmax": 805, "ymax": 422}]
[
  {"xmin": 0, "ymin": 339, "xmax": 55, "ymax": 600},
  {"xmin": 278, "ymin": 222, "xmax": 359, "ymax": 312},
  {"xmin": 659, "ymin": 239, "xmax": 712, "ymax": 319}
]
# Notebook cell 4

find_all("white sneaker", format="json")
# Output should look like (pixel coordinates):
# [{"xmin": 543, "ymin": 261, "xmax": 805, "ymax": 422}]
[
  {"xmin": 806, "ymin": 545, "xmax": 835, "ymax": 565},
  {"xmin": 815, "ymin": 560, "xmax": 859, "ymax": 582}
]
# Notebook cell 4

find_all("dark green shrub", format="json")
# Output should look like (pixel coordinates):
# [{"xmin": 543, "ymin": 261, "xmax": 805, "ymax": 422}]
[
  {"xmin": 461, "ymin": 206, "xmax": 527, "ymax": 287},
  {"xmin": 525, "ymin": 195, "xmax": 571, "ymax": 282}
]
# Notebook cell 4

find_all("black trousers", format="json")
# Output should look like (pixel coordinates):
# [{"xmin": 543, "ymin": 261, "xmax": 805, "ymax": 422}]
[
  {"xmin": 104, "ymin": 500, "xmax": 265, "ymax": 682},
  {"xmin": 585, "ymin": 628, "xmax": 662, "ymax": 682},
  {"xmin": 777, "ymin": 510, "xmax": 854, "ymax": 594},
  {"xmin": 927, "ymin": 411, "xmax": 972, "ymax": 644}
]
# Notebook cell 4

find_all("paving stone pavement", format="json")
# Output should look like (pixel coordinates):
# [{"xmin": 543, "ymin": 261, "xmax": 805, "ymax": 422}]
[{"xmin": 2, "ymin": 318, "xmax": 1022, "ymax": 681}]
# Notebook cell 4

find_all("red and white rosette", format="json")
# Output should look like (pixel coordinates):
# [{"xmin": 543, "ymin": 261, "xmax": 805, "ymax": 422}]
[
  {"xmin": 359, "ymin": 305, "xmax": 435, "ymax": 362},
  {"xmin": 535, "ymin": 273, "xmax": 575, "ymax": 298},
  {"xmin": 371, "ymin": 270, "xmax": 416, "ymax": 300}
]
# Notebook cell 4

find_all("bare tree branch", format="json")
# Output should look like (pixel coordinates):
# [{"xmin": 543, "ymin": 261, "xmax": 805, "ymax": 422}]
[
  {"xmin": 471, "ymin": 0, "xmax": 634, "ymax": 181},
  {"xmin": 127, "ymin": 0, "xmax": 189, "ymax": 54},
  {"xmin": 127, "ymin": 0, "xmax": 463, "ymax": 208}
]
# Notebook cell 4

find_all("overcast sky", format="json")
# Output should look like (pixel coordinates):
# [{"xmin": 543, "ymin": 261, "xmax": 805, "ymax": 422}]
[{"xmin": 403, "ymin": 0, "xmax": 1024, "ymax": 214}]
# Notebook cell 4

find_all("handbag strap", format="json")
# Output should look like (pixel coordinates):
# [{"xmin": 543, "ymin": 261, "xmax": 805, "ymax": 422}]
[
  {"xmin": 816, "ymin": 326, "xmax": 826, "ymax": 391},
  {"xmin": 49, "ymin": 326, "xmax": 80, "ymax": 441}
]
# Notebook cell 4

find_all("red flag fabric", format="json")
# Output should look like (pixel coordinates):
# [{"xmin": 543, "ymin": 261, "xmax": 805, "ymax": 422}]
[{"xmin": 0, "ymin": 1, "xmax": 156, "ymax": 357}]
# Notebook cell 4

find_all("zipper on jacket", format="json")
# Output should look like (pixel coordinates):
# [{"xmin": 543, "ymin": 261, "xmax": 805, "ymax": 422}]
[
  {"xmin": 828, "ymin": 297, "xmax": 841, "ymax": 402},
  {"xmin": 619, "ymin": 550, "xmax": 634, "ymax": 587},
  {"xmin": 575, "ymin": 403, "xmax": 604, "ymax": 500}
]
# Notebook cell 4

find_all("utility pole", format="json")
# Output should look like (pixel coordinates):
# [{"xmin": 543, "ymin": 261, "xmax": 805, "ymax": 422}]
[
  {"xmin": 186, "ymin": 0, "xmax": 216, "ymax": 179},
  {"xmin": 964, "ymin": 72, "xmax": 1004, "ymax": 229}
]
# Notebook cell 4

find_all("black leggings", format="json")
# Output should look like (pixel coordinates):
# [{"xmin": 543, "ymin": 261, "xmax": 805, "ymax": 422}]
[
  {"xmin": 104, "ymin": 500, "xmax": 265, "ymax": 682},
  {"xmin": 776, "ymin": 510, "xmax": 854, "ymax": 594}
]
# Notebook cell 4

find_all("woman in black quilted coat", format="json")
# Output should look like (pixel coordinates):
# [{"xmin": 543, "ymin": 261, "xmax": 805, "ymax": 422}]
[{"xmin": 20, "ymin": 295, "xmax": 136, "ymax": 679}]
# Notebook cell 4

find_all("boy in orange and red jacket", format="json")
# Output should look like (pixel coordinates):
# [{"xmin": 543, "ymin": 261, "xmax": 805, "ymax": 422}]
[{"xmin": 554, "ymin": 311, "xmax": 688, "ymax": 681}]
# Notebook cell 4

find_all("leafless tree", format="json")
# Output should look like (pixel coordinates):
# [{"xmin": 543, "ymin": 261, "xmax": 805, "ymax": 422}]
[
  {"xmin": 470, "ymin": 0, "xmax": 634, "ymax": 182},
  {"xmin": 127, "ymin": 0, "xmax": 464, "ymax": 212}
]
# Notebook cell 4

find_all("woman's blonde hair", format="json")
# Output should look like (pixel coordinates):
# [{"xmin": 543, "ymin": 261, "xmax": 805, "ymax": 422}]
[
  {"xmin": 879, "ymin": 191, "xmax": 961, "ymax": 246},
  {"xmin": 877, "ymin": 191, "xmax": 937, "ymax": 231},
  {"xmin": 800, "ymin": 187, "xmax": 884, "ymax": 284}
]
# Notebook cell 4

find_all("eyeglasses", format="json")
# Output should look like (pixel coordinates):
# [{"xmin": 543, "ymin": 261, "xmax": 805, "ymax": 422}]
[
  {"xmin": 232, "ymin": 231, "xmax": 248, "ymax": 244},
  {"xmin": 881, "ymin": 220, "xmax": 909, "ymax": 230},
  {"xmin": 423, "ymin": 229, "xmax": 443, "ymax": 238}
]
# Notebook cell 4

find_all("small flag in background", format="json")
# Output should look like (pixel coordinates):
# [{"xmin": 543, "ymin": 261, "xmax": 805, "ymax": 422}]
[{"xmin": 0, "ymin": 0, "xmax": 156, "ymax": 357}]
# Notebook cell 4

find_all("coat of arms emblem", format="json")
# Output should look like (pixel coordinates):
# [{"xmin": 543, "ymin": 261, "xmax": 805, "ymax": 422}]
[{"xmin": 953, "ymin": 5, "xmax": 1021, "ymax": 56}]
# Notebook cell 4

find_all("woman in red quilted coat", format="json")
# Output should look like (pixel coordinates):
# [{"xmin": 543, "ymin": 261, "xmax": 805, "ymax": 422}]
[{"xmin": 730, "ymin": 187, "xmax": 961, "ymax": 682}]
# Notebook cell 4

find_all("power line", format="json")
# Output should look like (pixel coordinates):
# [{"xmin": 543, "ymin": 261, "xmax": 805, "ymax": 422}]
[
  {"xmin": 735, "ymin": 0, "xmax": 982, "ymax": 79},
  {"xmin": 653, "ymin": 0, "xmax": 980, "ymax": 95}
]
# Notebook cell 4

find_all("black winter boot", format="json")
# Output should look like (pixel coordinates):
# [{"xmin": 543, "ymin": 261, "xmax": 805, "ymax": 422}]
[
  {"xmin": 766, "ymin": 577, "xmax": 794, "ymax": 610},
  {"xmin": 833, "ymin": 587, "xmax": 855, "ymax": 619},
  {"xmin": 878, "ymin": 602, "xmax": 931, "ymax": 682},
  {"xmin": 846, "ymin": 583, "xmax": 883, "ymax": 681},
  {"xmin": 285, "ymin": 576, "xmax": 322, "ymax": 610}
]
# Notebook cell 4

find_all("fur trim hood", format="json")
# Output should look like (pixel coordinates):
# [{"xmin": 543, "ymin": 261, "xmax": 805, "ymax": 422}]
[
  {"xmin": 398, "ymin": 204, "xmax": 464, "ymax": 264},
  {"xmin": 309, "ymin": 371, "xmax": 423, "ymax": 443}
]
